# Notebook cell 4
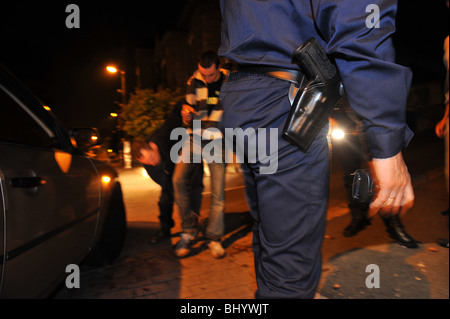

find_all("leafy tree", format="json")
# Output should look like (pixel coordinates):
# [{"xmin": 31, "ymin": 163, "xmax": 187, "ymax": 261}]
[{"xmin": 121, "ymin": 88, "xmax": 183, "ymax": 139}]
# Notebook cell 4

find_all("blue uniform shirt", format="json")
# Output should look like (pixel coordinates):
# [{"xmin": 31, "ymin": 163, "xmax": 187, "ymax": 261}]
[{"xmin": 219, "ymin": 0, "xmax": 413, "ymax": 159}]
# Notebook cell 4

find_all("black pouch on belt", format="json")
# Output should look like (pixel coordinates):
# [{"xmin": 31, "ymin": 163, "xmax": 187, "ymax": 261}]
[
  {"xmin": 283, "ymin": 38, "xmax": 344, "ymax": 152},
  {"xmin": 352, "ymin": 169, "xmax": 376, "ymax": 204}
]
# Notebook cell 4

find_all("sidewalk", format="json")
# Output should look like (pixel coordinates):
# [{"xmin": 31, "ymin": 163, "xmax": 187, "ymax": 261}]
[
  {"xmin": 55, "ymin": 165, "xmax": 257, "ymax": 299},
  {"xmin": 54, "ymin": 132, "xmax": 449, "ymax": 300},
  {"xmin": 318, "ymin": 130, "xmax": 449, "ymax": 299},
  {"xmin": 318, "ymin": 168, "xmax": 449, "ymax": 299}
]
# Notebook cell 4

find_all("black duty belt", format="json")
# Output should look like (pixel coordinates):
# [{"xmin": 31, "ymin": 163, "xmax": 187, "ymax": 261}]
[{"xmin": 234, "ymin": 64, "xmax": 305, "ymax": 87}]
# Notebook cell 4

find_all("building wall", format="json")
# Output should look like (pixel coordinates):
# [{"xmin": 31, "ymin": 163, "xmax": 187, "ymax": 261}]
[{"xmin": 136, "ymin": 0, "xmax": 221, "ymax": 91}]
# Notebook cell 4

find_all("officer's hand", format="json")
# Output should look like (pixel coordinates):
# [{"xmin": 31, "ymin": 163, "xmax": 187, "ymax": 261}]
[
  {"xmin": 368, "ymin": 152, "xmax": 415, "ymax": 218},
  {"xmin": 435, "ymin": 118, "xmax": 447, "ymax": 138},
  {"xmin": 435, "ymin": 105, "xmax": 448, "ymax": 138},
  {"xmin": 181, "ymin": 104, "xmax": 195, "ymax": 124}
]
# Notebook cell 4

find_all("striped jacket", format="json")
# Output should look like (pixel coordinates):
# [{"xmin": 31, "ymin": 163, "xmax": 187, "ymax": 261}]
[{"xmin": 185, "ymin": 69, "xmax": 228, "ymax": 138}]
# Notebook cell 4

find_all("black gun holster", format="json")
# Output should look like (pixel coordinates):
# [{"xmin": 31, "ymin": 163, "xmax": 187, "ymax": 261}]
[
  {"xmin": 283, "ymin": 38, "xmax": 344, "ymax": 152},
  {"xmin": 352, "ymin": 169, "xmax": 376, "ymax": 204}
]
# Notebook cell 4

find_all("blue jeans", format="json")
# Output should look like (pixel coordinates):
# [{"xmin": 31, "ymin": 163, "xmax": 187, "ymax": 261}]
[{"xmin": 173, "ymin": 137, "xmax": 225, "ymax": 241}]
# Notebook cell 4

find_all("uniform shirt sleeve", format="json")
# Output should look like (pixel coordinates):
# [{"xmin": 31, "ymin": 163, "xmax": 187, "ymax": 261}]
[{"xmin": 312, "ymin": 0, "xmax": 413, "ymax": 158}]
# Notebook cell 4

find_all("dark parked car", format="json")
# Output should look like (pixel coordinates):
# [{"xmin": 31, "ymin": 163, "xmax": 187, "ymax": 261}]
[{"xmin": 0, "ymin": 64, "xmax": 127, "ymax": 298}]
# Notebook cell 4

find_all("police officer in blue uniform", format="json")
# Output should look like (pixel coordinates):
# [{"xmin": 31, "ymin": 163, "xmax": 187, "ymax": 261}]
[{"xmin": 219, "ymin": 0, "xmax": 415, "ymax": 299}]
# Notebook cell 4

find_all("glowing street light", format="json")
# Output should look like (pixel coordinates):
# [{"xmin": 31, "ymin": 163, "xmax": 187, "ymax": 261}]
[
  {"xmin": 105, "ymin": 64, "xmax": 131, "ymax": 169},
  {"xmin": 105, "ymin": 65, "xmax": 126, "ymax": 105},
  {"xmin": 106, "ymin": 66, "xmax": 118, "ymax": 74}
]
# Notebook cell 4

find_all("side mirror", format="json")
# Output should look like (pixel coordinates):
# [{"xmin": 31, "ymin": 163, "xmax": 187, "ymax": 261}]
[{"xmin": 70, "ymin": 128, "xmax": 101, "ymax": 150}]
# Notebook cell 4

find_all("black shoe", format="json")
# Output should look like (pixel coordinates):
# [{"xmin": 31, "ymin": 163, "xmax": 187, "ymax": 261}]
[
  {"xmin": 437, "ymin": 238, "xmax": 449, "ymax": 248},
  {"xmin": 383, "ymin": 215, "xmax": 418, "ymax": 249},
  {"xmin": 343, "ymin": 217, "xmax": 371, "ymax": 237},
  {"xmin": 149, "ymin": 229, "xmax": 171, "ymax": 244}
]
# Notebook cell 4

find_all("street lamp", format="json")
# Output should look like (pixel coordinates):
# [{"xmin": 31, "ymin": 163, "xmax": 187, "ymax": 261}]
[
  {"xmin": 106, "ymin": 66, "xmax": 118, "ymax": 73},
  {"xmin": 106, "ymin": 65, "xmax": 127, "ymax": 106},
  {"xmin": 106, "ymin": 65, "xmax": 132, "ymax": 169}
]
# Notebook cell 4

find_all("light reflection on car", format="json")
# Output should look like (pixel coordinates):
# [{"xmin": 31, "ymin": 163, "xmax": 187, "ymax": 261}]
[{"xmin": 0, "ymin": 64, "xmax": 127, "ymax": 298}]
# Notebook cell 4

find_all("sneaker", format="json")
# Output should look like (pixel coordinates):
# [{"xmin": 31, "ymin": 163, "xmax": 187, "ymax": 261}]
[
  {"xmin": 208, "ymin": 240, "xmax": 226, "ymax": 259},
  {"xmin": 175, "ymin": 233, "xmax": 195, "ymax": 257}
]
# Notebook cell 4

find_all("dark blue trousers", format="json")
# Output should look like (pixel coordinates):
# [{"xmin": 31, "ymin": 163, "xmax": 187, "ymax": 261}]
[{"xmin": 221, "ymin": 74, "xmax": 329, "ymax": 299}]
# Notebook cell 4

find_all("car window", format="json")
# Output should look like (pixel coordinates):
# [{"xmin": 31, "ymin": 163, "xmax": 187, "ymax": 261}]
[{"xmin": 0, "ymin": 85, "xmax": 54, "ymax": 147}]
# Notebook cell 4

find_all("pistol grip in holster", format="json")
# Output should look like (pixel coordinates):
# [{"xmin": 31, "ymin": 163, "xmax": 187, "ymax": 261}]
[{"xmin": 283, "ymin": 38, "xmax": 344, "ymax": 152}]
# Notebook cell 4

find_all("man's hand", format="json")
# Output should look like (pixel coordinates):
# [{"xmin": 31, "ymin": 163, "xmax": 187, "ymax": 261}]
[
  {"xmin": 181, "ymin": 104, "xmax": 196, "ymax": 125},
  {"xmin": 368, "ymin": 152, "xmax": 415, "ymax": 218},
  {"xmin": 435, "ymin": 105, "xmax": 448, "ymax": 138}
]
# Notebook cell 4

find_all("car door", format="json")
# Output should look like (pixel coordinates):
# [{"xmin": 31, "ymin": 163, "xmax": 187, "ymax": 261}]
[
  {"xmin": 0, "ymin": 81, "xmax": 100, "ymax": 298},
  {"xmin": 0, "ymin": 171, "xmax": 5, "ymax": 293}
]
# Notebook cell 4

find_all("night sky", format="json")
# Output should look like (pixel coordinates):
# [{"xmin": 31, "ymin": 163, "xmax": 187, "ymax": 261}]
[
  {"xmin": 0, "ymin": 0, "xmax": 188, "ymax": 132},
  {"xmin": 0, "ymin": 1, "xmax": 449, "ymax": 135}
]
